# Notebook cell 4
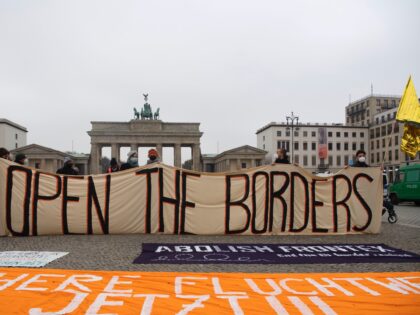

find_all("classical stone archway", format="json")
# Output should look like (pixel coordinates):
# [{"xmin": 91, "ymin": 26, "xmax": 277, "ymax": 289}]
[{"xmin": 88, "ymin": 119, "xmax": 203, "ymax": 174}]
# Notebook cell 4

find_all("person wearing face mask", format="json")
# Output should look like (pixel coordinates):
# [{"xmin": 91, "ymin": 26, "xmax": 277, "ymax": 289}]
[
  {"xmin": 14, "ymin": 153, "xmax": 28, "ymax": 166},
  {"xmin": 273, "ymin": 148, "xmax": 290, "ymax": 164},
  {"xmin": 120, "ymin": 150, "xmax": 139, "ymax": 171},
  {"xmin": 146, "ymin": 148, "xmax": 160, "ymax": 164},
  {"xmin": 57, "ymin": 157, "xmax": 79, "ymax": 175},
  {"xmin": 353, "ymin": 150, "xmax": 369, "ymax": 167}
]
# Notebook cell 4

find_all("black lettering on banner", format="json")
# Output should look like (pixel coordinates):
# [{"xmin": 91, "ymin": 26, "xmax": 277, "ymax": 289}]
[
  {"xmin": 251, "ymin": 171, "xmax": 269, "ymax": 234},
  {"xmin": 269, "ymin": 171, "xmax": 290, "ymax": 232},
  {"xmin": 311, "ymin": 179, "xmax": 328, "ymax": 233},
  {"xmin": 352, "ymin": 173, "xmax": 374, "ymax": 231},
  {"xmin": 136, "ymin": 168, "xmax": 159, "ymax": 234},
  {"xmin": 289, "ymin": 172, "xmax": 310, "ymax": 232},
  {"xmin": 87, "ymin": 175, "xmax": 111, "ymax": 234},
  {"xmin": 180, "ymin": 171, "xmax": 200, "ymax": 234},
  {"xmin": 159, "ymin": 168, "xmax": 180, "ymax": 233},
  {"xmin": 32, "ymin": 172, "xmax": 62, "ymax": 236},
  {"xmin": 62, "ymin": 176, "xmax": 83, "ymax": 234},
  {"xmin": 225, "ymin": 174, "xmax": 251, "ymax": 234},
  {"xmin": 332, "ymin": 174, "xmax": 352, "ymax": 232},
  {"xmin": 6, "ymin": 165, "xmax": 32, "ymax": 236}
]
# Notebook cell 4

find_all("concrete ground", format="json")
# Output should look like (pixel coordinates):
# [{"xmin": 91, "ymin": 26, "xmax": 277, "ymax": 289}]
[{"xmin": 0, "ymin": 204, "xmax": 419, "ymax": 273}]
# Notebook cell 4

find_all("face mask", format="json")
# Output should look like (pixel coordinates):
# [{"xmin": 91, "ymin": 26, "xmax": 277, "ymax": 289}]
[
  {"xmin": 129, "ymin": 157, "xmax": 138, "ymax": 166},
  {"xmin": 149, "ymin": 156, "xmax": 156, "ymax": 161},
  {"xmin": 358, "ymin": 156, "xmax": 366, "ymax": 163}
]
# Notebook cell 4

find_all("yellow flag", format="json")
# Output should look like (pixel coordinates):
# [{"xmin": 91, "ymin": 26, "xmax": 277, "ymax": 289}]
[
  {"xmin": 396, "ymin": 76, "xmax": 420, "ymax": 125},
  {"xmin": 401, "ymin": 124, "xmax": 420, "ymax": 158}
]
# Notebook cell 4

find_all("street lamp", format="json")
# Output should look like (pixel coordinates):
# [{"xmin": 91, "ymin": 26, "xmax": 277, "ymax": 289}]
[{"xmin": 286, "ymin": 112, "xmax": 299, "ymax": 163}]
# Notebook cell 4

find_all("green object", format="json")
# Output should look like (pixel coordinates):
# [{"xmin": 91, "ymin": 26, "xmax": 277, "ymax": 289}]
[{"xmin": 389, "ymin": 164, "xmax": 420, "ymax": 205}]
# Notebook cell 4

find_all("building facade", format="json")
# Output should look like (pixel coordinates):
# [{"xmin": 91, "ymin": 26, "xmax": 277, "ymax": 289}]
[
  {"xmin": 202, "ymin": 145, "xmax": 266, "ymax": 172},
  {"xmin": 256, "ymin": 122, "xmax": 369, "ymax": 173},
  {"xmin": 0, "ymin": 118, "xmax": 27, "ymax": 150},
  {"xmin": 369, "ymin": 107, "xmax": 420, "ymax": 182},
  {"xmin": 11, "ymin": 144, "xmax": 90, "ymax": 175}
]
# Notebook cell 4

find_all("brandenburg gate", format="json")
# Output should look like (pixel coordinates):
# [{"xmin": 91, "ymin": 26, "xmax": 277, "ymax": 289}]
[{"xmin": 87, "ymin": 95, "xmax": 203, "ymax": 174}]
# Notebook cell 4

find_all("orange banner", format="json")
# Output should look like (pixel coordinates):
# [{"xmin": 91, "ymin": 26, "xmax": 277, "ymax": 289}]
[{"xmin": 0, "ymin": 268, "xmax": 419, "ymax": 314}]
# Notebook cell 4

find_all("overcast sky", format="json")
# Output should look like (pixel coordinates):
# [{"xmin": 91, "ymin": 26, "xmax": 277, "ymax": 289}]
[{"xmin": 1, "ymin": 0, "xmax": 419, "ymax": 160}]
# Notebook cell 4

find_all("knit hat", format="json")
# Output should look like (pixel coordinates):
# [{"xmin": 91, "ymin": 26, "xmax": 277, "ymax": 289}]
[
  {"xmin": 127, "ymin": 150, "xmax": 137, "ymax": 159},
  {"xmin": 148, "ymin": 149, "xmax": 158, "ymax": 157},
  {"xmin": 63, "ymin": 157, "xmax": 73, "ymax": 164}
]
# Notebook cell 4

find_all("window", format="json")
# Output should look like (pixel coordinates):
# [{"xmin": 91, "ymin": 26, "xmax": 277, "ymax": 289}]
[
  {"xmin": 395, "ymin": 136, "xmax": 398, "ymax": 146},
  {"xmin": 387, "ymin": 124, "xmax": 392, "ymax": 135},
  {"xmin": 328, "ymin": 132, "xmax": 332, "ymax": 137},
  {"xmin": 336, "ymin": 132, "xmax": 341, "ymax": 137},
  {"xmin": 375, "ymin": 127, "xmax": 380, "ymax": 137},
  {"xmin": 394, "ymin": 123, "xmax": 399, "ymax": 133},
  {"xmin": 395, "ymin": 149, "xmax": 399, "ymax": 160},
  {"xmin": 15, "ymin": 143, "xmax": 18, "ymax": 149},
  {"xmin": 337, "ymin": 156, "xmax": 341, "ymax": 166},
  {"xmin": 303, "ymin": 131, "xmax": 308, "ymax": 137},
  {"xmin": 241, "ymin": 162, "xmax": 247, "ymax": 169},
  {"xmin": 407, "ymin": 170, "xmax": 420, "ymax": 182},
  {"xmin": 311, "ymin": 142, "xmax": 316, "ymax": 150},
  {"xmin": 376, "ymin": 117, "xmax": 379, "ymax": 124},
  {"xmin": 367, "ymin": 110, "xmax": 370, "ymax": 117},
  {"xmin": 303, "ymin": 142, "xmax": 308, "ymax": 150},
  {"xmin": 376, "ymin": 99, "xmax": 381, "ymax": 107},
  {"xmin": 360, "ymin": 143, "xmax": 365, "ymax": 150},
  {"xmin": 336, "ymin": 143, "xmax": 341, "ymax": 150},
  {"xmin": 352, "ymin": 132, "xmax": 356, "ymax": 137},
  {"xmin": 277, "ymin": 131, "xmax": 281, "ymax": 137},
  {"xmin": 15, "ymin": 134, "xmax": 18, "ymax": 140},
  {"xmin": 263, "ymin": 144, "xmax": 265, "ymax": 150},
  {"xmin": 352, "ymin": 142, "xmax": 357, "ymax": 150},
  {"xmin": 312, "ymin": 155, "xmax": 316, "ymax": 166},
  {"xmin": 263, "ymin": 136, "xmax": 265, "ymax": 141},
  {"xmin": 384, "ymin": 99, "xmax": 388, "ymax": 107},
  {"xmin": 376, "ymin": 152, "xmax": 380, "ymax": 163},
  {"xmin": 286, "ymin": 130, "xmax": 290, "ymax": 136},
  {"xmin": 328, "ymin": 143, "xmax": 332, "ymax": 150},
  {"xmin": 382, "ymin": 139, "xmax": 385, "ymax": 147},
  {"xmin": 371, "ymin": 154, "xmax": 374, "ymax": 163},
  {"xmin": 344, "ymin": 155, "xmax": 349, "ymax": 165},
  {"xmin": 388, "ymin": 150, "xmax": 392, "ymax": 161},
  {"xmin": 370, "ymin": 129, "xmax": 374, "ymax": 139},
  {"xmin": 312, "ymin": 131, "xmax": 316, "ymax": 137},
  {"xmin": 392, "ymin": 100, "xmax": 396, "ymax": 107},
  {"xmin": 344, "ymin": 132, "xmax": 348, "ymax": 137},
  {"xmin": 387, "ymin": 113, "xmax": 391, "ymax": 121},
  {"xmin": 344, "ymin": 142, "xmax": 349, "ymax": 150},
  {"xmin": 294, "ymin": 155, "xmax": 299, "ymax": 164},
  {"xmin": 381, "ymin": 126, "xmax": 386, "ymax": 137},
  {"xmin": 376, "ymin": 140, "xmax": 379, "ymax": 149},
  {"xmin": 294, "ymin": 131, "xmax": 299, "ymax": 137},
  {"xmin": 303, "ymin": 155, "xmax": 308, "ymax": 166},
  {"xmin": 360, "ymin": 132, "xmax": 364, "ymax": 137},
  {"xmin": 370, "ymin": 141, "xmax": 373, "ymax": 150},
  {"xmin": 328, "ymin": 156, "xmax": 333, "ymax": 166},
  {"xmin": 277, "ymin": 140, "xmax": 290, "ymax": 151},
  {"xmin": 294, "ymin": 142, "xmax": 299, "ymax": 150}
]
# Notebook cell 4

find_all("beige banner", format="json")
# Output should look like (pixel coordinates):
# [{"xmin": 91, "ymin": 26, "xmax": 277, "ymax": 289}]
[{"xmin": 0, "ymin": 159, "xmax": 383, "ymax": 236}]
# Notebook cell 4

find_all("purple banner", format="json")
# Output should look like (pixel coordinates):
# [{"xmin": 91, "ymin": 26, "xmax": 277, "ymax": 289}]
[{"xmin": 133, "ymin": 243, "xmax": 420, "ymax": 264}]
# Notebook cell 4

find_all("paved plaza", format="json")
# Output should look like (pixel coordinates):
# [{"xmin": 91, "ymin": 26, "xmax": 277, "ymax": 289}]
[{"xmin": 0, "ymin": 204, "xmax": 419, "ymax": 273}]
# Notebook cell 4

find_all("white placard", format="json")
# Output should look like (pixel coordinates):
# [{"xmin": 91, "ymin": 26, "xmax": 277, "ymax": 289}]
[{"xmin": 0, "ymin": 251, "xmax": 68, "ymax": 267}]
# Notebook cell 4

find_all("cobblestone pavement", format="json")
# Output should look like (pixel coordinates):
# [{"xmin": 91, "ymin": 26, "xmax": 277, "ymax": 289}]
[
  {"xmin": 0, "ymin": 222, "xmax": 419, "ymax": 273},
  {"xmin": 388, "ymin": 203, "xmax": 420, "ymax": 228}
]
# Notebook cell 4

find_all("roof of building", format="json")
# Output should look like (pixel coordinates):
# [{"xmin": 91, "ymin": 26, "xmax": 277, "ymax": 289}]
[
  {"xmin": 256, "ymin": 122, "xmax": 368, "ymax": 134},
  {"xmin": 0, "ymin": 118, "xmax": 28, "ymax": 132},
  {"xmin": 11, "ymin": 144, "xmax": 89, "ymax": 160}
]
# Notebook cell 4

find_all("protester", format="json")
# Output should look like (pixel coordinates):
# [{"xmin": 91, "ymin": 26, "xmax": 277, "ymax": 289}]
[
  {"xmin": 107, "ymin": 158, "xmax": 120, "ymax": 173},
  {"xmin": 0, "ymin": 147, "xmax": 11, "ymax": 160},
  {"xmin": 147, "ymin": 148, "xmax": 160, "ymax": 164},
  {"xmin": 120, "ymin": 150, "xmax": 139, "ymax": 170},
  {"xmin": 274, "ymin": 148, "xmax": 290, "ymax": 164},
  {"xmin": 57, "ymin": 157, "xmax": 79, "ymax": 175},
  {"xmin": 14, "ymin": 153, "xmax": 27, "ymax": 165},
  {"xmin": 353, "ymin": 149, "xmax": 368, "ymax": 167}
]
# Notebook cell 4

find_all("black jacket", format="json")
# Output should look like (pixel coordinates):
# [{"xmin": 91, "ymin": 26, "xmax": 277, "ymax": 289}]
[
  {"xmin": 352, "ymin": 161, "xmax": 369, "ymax": 167},
  {"xmin": 57, "ymin": 165, "xmax": 79, "ymax": 175},
  {"xmin": 274, "ymin": 158, "xmax": 290, "ymax": 164}
]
